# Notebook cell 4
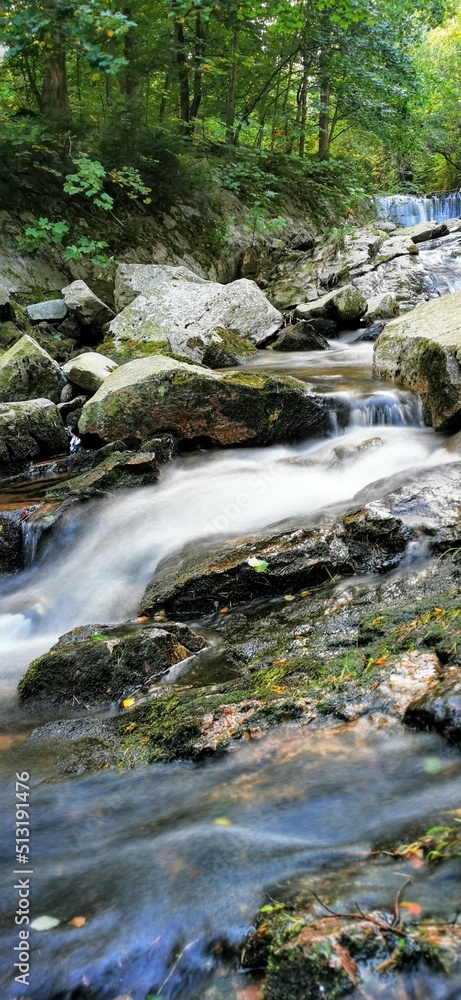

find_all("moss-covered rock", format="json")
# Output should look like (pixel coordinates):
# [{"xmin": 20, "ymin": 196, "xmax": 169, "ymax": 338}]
[
  {"xmin": 0, "ymin": 333, "xmax": 65, "ymax": 403},
  {"xmin": 373, "ymin": 291, "xmax": 461, "ymax": 431},
  {"xmin": 0, "ymin": 398, "xmax": 68, "ymax": 476},
  {"xmin": 61, "ymin": 352, "xmax": 118, "ymax": 395},
  {"xmin": 296, "ymin": 284, "xmax": 367, "ymax": 327},
  {"xmin": 18, "ymin": 620, "xmax": 209, "ymax": 705},
  {"xmin": 78, "ymin": 355, "xmax": 329, "ymax": 447},
  {"xmin": 109, "ymin": 265, "xmax": 282, "ymax": 364}
]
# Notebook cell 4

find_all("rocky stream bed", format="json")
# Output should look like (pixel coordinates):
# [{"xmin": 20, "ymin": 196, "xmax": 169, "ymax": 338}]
[{"xmin": 0, "ymin": 208, "xmax": 461, "ymax": 1000}]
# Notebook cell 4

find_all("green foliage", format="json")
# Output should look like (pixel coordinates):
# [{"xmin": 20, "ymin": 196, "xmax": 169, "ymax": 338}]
[
  {"xmin": 19, "ymin": 217, "xmax": 69, "ymax": 252},
  {"xmin": 64, "ymin": 154, "xmax": 113, "ymax": 209},
  {"xmin": 63, "ymin": 237, "xmax": 112, "ymax": 266}
]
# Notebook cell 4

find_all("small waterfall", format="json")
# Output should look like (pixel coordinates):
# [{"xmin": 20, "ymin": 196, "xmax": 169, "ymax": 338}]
[
  {"xmin": 330, "ymin": 391, "xmax": 425, "ymax": 430},
  {"xmin": 21, "ymin": 504, "xmax": 61, "ymax": 567},
  {"xmin": 376, "ymin": 192, "xmax": 461, "ymax": 226}
]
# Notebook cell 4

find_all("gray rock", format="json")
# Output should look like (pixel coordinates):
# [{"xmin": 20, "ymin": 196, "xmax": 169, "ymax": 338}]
[
  {"xmin": 352, "ymin": 254, "xmax": 432, "ymax": 312},
  {"xmin": 296, "ymin": 284, "xmax": 367, "ymax": 325},
  {"xmin": 364, "ymin": 292, "xmax": 399, "ymax": 326},
  {"xmin": 62, "ymin": 352, "xmax": 118, "ymax": 395},
  {"xmin": 271, "ymin": 322, "xmax": 330, "ymax": 351},
  {"xmin": 0, "ymin": 507, "xmax": 39, "ymax": 573},
  {"xmin": 0, "ymin": 398, "xmax": 68, "ymax": 475},
  {"xmin": 377, "ymin": 235, "xmax": 419, "ymax": 262},
  {"xmin": 109, "ymin": 267, "xmax": 282, "ymax": 362},
  {"xmin": 26, "ymin": 299, "xmax": 67, "ymax": 322},
  {"xmin": 404, "ymin": 674, "xmax": 461, "ymax": 742},
  {"xmin": 78, "ymin": 355, "xmax": 328, "ymax": 447},
  {"xmin": 114, "ymin": 263, "xmax": 208, "ymax": 312},
  {"xmin": 0, "ymin": 252, "xmax": 68, "ymax": 297},
  {"xmin": 268, "ymin": 254, "xmax": 318, "ymax": 310},
  {"xmin": 0, "ymin": 334, "xmax": 64, "ymax": 403},
  {"xmin": 397, "ymin": 221, "xmax": 449, "ymax": 244},
  {"xmin": 373, "ymin": 290, "xmax": 461, "ymax": 430},
  {"xmin": 62, "ymin": 280, "xmax": 114, "ymax": 331}
]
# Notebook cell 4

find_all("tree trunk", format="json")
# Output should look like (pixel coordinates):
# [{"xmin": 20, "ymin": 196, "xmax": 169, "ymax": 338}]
[
  {"xmin": 318, "ymin": 76, "xmax": 330, "ymax": 159},
  {"xmin": 225, "ymin": 26, "xmax": 239, "ymax": 145},
  {"xmin": 174, "ymin": 19, "xmax": 190, "ymax": 131},
  {"xmin": 298, "ymin": 53, "xmax": 309, "ymax": 158},
  {"xmin": 41, "ymin": 33, "xmax": 70, "ymax": 119},
  {"xmin": 189, "ymin": 12, "xmax": 205, "ymax": 121}
]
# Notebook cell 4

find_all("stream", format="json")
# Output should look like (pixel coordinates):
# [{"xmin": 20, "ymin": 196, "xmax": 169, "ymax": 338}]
[{"xmin": 1, "ymin": 216, "xmax": 461, "ymax": 1000}]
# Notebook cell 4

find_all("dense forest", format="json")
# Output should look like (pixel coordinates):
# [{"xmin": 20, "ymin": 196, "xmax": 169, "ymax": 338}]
[{"xmin": 0, "ymin": 0, "xmax": 461, "ymax": 225}]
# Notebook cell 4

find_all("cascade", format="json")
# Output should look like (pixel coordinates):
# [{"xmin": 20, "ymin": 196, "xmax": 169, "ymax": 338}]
[{"xmin": 376, "ymin": 191, "xmax": 461, "ymax": 226}]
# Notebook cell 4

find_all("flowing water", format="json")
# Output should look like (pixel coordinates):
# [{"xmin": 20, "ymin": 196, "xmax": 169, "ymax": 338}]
[
  {"xmin": 1, "ymin": 262, "xmax": 461, "ymax": 997},
  {"xmin": 376, "ymin": 191, "xmax": 461, "ymax": 226}
]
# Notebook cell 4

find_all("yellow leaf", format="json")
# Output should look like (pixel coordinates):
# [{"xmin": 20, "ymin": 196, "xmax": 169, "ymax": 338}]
[
  {"xmin": 107, "ymin": 28, "xmax": 115, "ymax": 37},
  {"xmin": 401, "ymin": 902, "xmax": 422, "ymax": 916},
  {"xmin": 69, "ymin": 916, "xmax": 86, "ymax": 928},
  {"xmin": 214, "ymin": 817, "xmax": 231, "ymax": 826},
  {"xmin": 122, "ymin": 698, "xmax": 135, "ymax": 708},
  {"xmin": 91, "ymin": 72, "xmax": 100, "ymax": 82}
]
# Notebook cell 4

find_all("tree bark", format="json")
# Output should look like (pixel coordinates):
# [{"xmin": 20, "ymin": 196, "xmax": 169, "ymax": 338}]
[
  {"xmin": 225, "ymin": 26, "xmax": 239, "ymax": 145},
  {"xmin": 159, "ymin": 68, "xmax": 171, "ymax": 122},
  {"xmin": 124, "ymin": 6, "xmax": 136, "ymax": 100},
  {"xmin": 189, "ymin": 12, "xmax": 205, "ymax": 121},
  {"xmin": 41, "ymin": 33, "xmax": 71, "ymax": 119},
  {"xmin": 318, "ymin": 76, "xmax": 330, "ymax": 159},
  {"xmin": 174, "ymin": 19, "xmax": 190, "ymax": 130},
  {"xmin": 298, "ymin": 52, "xmax": 310, "ymax": 158}
]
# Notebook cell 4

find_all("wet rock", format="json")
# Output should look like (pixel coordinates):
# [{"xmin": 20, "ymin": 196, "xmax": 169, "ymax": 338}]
[
  {"xmin": 60, "ymin": 382, "xmax": 74, "ymax": 403},
  {"xmin": 140, "ymin": 463, "xmax": 461, "ymax": 617},
  {"xmin": 0, "ymin": 507, "xmax": 39, "ymax": 573},
  {"xmin": 373, "ymin": 290, "xmax": 461, "ymax": 430},
  {"xmin": 271, "ymin": 322, "xmax": 330, "ymax": 352},
  {"xmin": 405, "ymin": 675, "xmax": 461, "ymax": 742},
  {"xmin": 26, "ymin": 299, "xmax": 67, "ymax": 323},
  {"xmin": 62, "ymin": 279, "xmax": 114, "ymax": 332},
  {"xmin": 0, "ymin": 398, "xmax": 68, "ymax": 476},
  {"xmin": 397, "ymin": 221, "xmax": 449, "ymax": 243},
  {"xmin": 0, "ymin": 333, "xmax": 64, "ymax": 403},
  {"xmin": 377, "ymin": 234, "xmax": 419, "ymax": 262},
  {"xmin": 364, "ymin": 292, "xmax": 399, "ymax": 326},
  {"xmin": 18, "ymin": 620, "xmax": 209, "ymax": 705},
  {"xmin": 47, "ymin": 448, "xmax": 162, "ymax": 500},
  {"xmin": 78, "ymin": 356, "xmax": 328, "ymax": 448},
  {"xmin": 296, "ymin": 284, "xmax": 367, "ymax": 326},
  {"xmin": 109, "ymin": 265, "xmax": 282, "ymax": 362},
  {"xmin": 62, "ymin": 352, "xmax": 118, "ymax": 395}
]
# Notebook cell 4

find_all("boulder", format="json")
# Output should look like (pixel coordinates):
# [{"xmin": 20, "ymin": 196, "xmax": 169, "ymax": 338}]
[
  {"xmin": 0, "ymin": 334, "xmax": 64, "ymax": 403},
  {"xmin": 18, "ymin": 620, "xmax": 209, "ymax": 704},
  {"xmin": 373, "ymin": 290, "xmax": 461, "ymax": 430},
  {"xmin": 296, "ymin": 284, "xmax": 367, "ymax": 326},
  {"xmin": 352, "ymin": 254, "xmax": 432, "ymax": 312},
  {"xmin": 62, "ymin": 280, "xmax": 114, "ymax": 331},
  {"xmin": 139, "ymin": 463, "xmax": 461, "ymax": 617},
  {"xmin": 0, "ymin": 252, "xmax": 68, "ymax": 298},
  {"xmin": 61, "ymin": 352, "xmax": 118, "ymax": 395},
  {"xmin": 377, "ymin": 235, "xmax": 419, "ymax": 262},
  {"xmin": 364, "ymin": 292, "xmax": 399, "ymax": 326},
  {"xmin": 271, "ymin": 322, "xmax": 330, "ymax": 351},
  {"xmin": 0, "ymin": 398, "xmax": 68, "ymax": 475},
  {"xmin": 267, "ymin": 255, "xmax": 319, "ymax": 310},
  {"xmin": 397, "ymin": 221, "xmax": 449, "ymax": 243},
  {"xmin": 26, "ymin": 299, "xmax": 67, "ymax": 323},
  {"xmin": 114, "ymin": 263, "xmax": 208, "ymax": 312},
  {"xmin": 109, "ymin": 266, "xmax": 282, "ymax": 363},
  {"xmin": 78, "ymin": 355, "xmax": 328, "ymax": 447},
  {"xmin": 0, "ymin": 507, "xmax": 39, "ymax": 573}
]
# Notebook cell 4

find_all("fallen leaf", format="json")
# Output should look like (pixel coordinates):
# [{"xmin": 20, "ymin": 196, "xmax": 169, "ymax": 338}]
[
  {"xmin": 214, "ymin": 817, "xmax": 231, "ymax": 826},
  {"xmin": 400, "ymin": 901, "xmax": 422, "ymax": 916},
  {"xmin": 30, "ymin": 915, "xmax": 60, "ymax": 931},
  {"xmin": 284, "ymin": 595, "xmax": 295, "ymax": 602},
  {"xmin": 69, "ymin": 916, "xmax": 86, "ymax": 928},
  {"xmin": 274, "ymin": 658, "xmax": 287, "ymax": 665},
  {"xmin": 122, "ymin": 698, "xmax": 135, "ymax": 708}
]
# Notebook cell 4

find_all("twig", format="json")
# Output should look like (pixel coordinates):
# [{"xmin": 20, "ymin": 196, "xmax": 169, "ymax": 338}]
[
  {"xmin": 393, "ymin": 877, "xmax": 412, "ymax": 929},
  {"xmin": 312, "ymin": 893, "xmax": 406, "ymax": 937},
  {"xmin": 156, "ymin": 938, "xmax": 199, "ymax": 995}
]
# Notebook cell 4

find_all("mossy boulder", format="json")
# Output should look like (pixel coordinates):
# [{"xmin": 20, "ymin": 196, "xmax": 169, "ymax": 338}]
[
  {"xmin": 373, "ymin": 290, "xmax": 461, "ymax": 430},
  {"xmin": 61, "ymin": 352, "xmax": 118, "ymax": 395},
  {"xmin": 0, "ymin": 398, "xmax": 68, "ymax": 475},
  {"xmin": 18, "ymin": 620, "xmax": 209, "ymax": 705},
  {"xmin": 296, "ymin": 284, "xmax": 367, "ymax": 327},
  {"xmin": 0, "ymin": 334, "xmax": 65, "ymax": 403},
  {"xmin": 109, "ymin": 265, "xmax": 282, "ymax": 364},
  {"xmin": 78, "ymin": 355, "xmax": 329, "ymax": 447}
]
